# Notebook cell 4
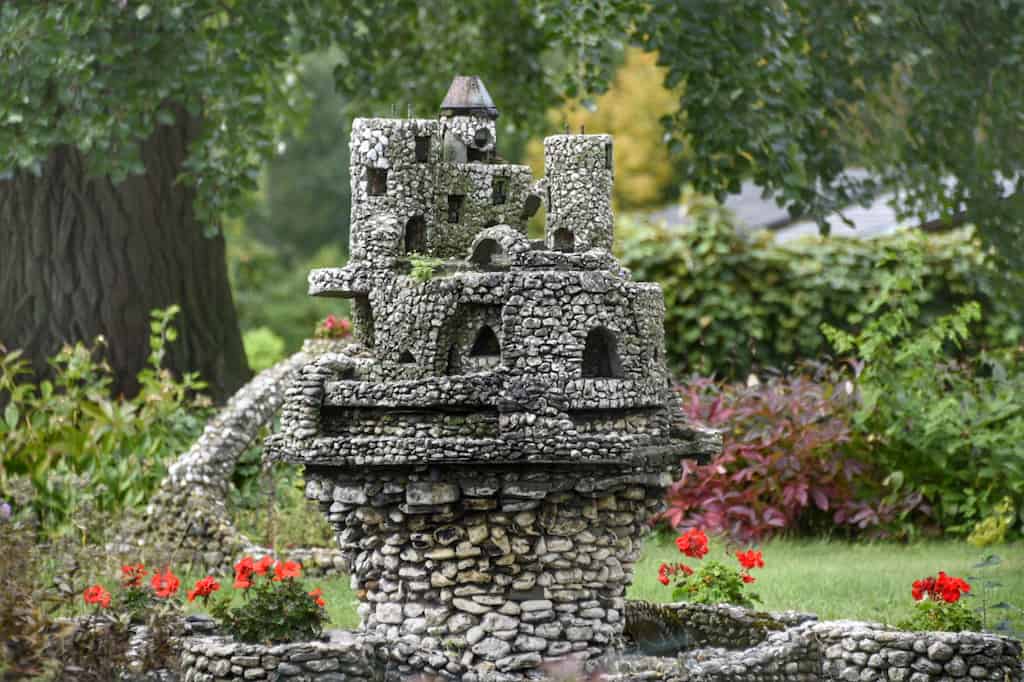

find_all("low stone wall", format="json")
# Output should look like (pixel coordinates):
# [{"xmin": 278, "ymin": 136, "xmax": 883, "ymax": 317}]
[
  {"xmin": 181, "ymin": 631, "xmax": 383, "ymax": 682},
  {"xmin": 813, "ymin": 620, "xmax": 1023, "ymax": 682}
]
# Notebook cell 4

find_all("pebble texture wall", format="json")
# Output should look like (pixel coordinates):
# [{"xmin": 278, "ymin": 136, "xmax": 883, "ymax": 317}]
[{"xmin": 265, "ymin": 76, "xmax": 722, "ymax": 678}]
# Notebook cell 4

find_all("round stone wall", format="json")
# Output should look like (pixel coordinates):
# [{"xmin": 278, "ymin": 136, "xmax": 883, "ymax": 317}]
[{"xmin": 304, "ymin": 465, "xmax": 671, "ymax": 680}]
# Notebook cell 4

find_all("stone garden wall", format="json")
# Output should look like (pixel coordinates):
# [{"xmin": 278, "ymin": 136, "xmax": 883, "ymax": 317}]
[{"xmin": 181, "ymin": 631, "xmax": 383, "ymax": 682}]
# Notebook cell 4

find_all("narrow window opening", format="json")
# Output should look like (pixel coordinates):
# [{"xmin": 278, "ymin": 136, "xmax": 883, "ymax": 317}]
[
  {"xmin": 546, "ymin": 185, "xmax": 552, "ymax": 211},
  {"xmin": 353, "ymin": 295, "xmax": 375, "ymax": 348},
  {"xmin": 445, "ymin": 344, "xmax": 462, "ymax": 376},
  {"xmin": 492, "ymin": 177, "xmax": 508, "ymax": 205},
  {"xmin": 521, "ymin": 194, "xmax": 541, "ymax": 220},
  {"xmin": 604, "ymin": 142, "xmax": 613, "ymax": 170},
  {"xmin": 404, "ymin": 216, "xmax": 426, "ymax": 254},
  {"xmin": 552, "ymin": 228, "xmax": 574, "ymax": 253},
  {"xmin": 582, "ymin": 327, "xmax": 622, "ymax": 378},
  {"xmin": 367, "ymin": 168, "xmax": 388, "ymax": 196},
  {"xmin": 415, "ymin": 136, "xmax": 431, "ymax": 163},
  {"xmin": 467, "ymin": 147, "xmax": 487, "ymax": 162},
  {"xmin": 447, "ymin": 194, "xmax": 465, "ymax": 223},
  {"xmin": 470, "ymin": 326, "xmax": 500, "ymax": 357},
  {"xmin": 399, "ymin": 350, "xmax": 415, "ymax": 364}
]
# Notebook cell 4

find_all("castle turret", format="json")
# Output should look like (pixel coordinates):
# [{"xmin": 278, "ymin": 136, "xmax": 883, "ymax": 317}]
[
  {"xmin": 439, "ymin": 75, "xmax": 498, "ymax": 163},
  {"xmin": 544, "ymin": 134, "xmax": 614, "ymax": 252}
]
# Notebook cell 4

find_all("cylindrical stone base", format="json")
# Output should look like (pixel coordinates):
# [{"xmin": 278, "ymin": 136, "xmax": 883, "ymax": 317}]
[{"xmin": 304, "ymin": 465, "xmax": 671, "ymax": 680}]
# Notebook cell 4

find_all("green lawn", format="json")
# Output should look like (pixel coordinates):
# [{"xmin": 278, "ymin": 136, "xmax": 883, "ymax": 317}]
[
  {"xmin": 65, "ymin": 538, "xmax": 1024, "ymax": 634},
  {"xmin": 630, "ymin": 536, "xmax": 1024, "ymax": 631}
]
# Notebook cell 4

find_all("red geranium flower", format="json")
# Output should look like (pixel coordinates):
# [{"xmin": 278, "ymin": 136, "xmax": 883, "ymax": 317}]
[
  {"xmin": 273, "ymin": 560, "xmax": 302, "ymax": 582},
  {"xmin": 187, "ymin": 576, "xmax": 221, "ymax": 603},
  {"xmin": 742, "ymin": 573, "xmax": 756, "ymax": 584},
  {"xmin": 308, "ymin": 587, "xmax": 326, "ymax": 608},
  {"xmin": 121, "ymin": 563, "xmax": 147, "ymax": 589},
  {"xmin": 150, "ymin": 567, "xmax": 180, "ymax": 598},
  {"xmin": 675, "ymin": 528, "xmax": 709, "ymax": 559},
  {"xmin": 658, "ymin": 563, "xmax": 671, "ymax": 585},
  {"xmin": 911, "ymin": 572, "xmax": 970, "ymax": 603},
  {"xmin": 254, "ymin": 555, "xmax": 274, "ymax": 576},
  {"xmin": 83, "ymin": 584, "xmax": 111, "ymax": 608},
  {"xmin": 736, "ymin": 549, "xmax": 764, "ymax": 570},
  {"xmin": 234, "ymin": 556, "xmax": 255, "ymax": 589}
]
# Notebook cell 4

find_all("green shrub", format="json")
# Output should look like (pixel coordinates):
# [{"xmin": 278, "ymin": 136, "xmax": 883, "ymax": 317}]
[
  {"xmin": 0, "ymin": 306, "xmax": 211, "ymax": 534},
  {"xmin": 824, "ymin": 243, "xmax": 1024, "ymax": 536},
  {"xmin": 243, "ymin": 327, "xmax": 286, "ymax": 373},
  {"xmin": 229, "ymin": 238, "xmax": 350, "ymax": 353},
  {"xmin": 616, "ymin": 195, "xmax": 1022, "ymax": 378}
]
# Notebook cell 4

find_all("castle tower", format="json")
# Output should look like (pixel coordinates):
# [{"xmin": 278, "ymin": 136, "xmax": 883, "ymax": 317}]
[
  {"xmin": 544, "ymin": 134, "xmax": 614, "ymax": 252},
  {"xmin": 439, "ymin": 75, "xmax": 499, "ymax": 163}
]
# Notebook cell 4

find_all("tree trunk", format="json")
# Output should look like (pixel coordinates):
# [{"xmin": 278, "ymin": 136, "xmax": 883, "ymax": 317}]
[{"xmin": 0, "ymin": 106, "xmax": 250, "ymax": 403}]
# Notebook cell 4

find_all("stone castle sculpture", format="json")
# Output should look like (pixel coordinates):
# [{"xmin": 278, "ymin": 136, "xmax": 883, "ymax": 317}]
[{"xmin": 267, "ymin": 76, "xmax": 718, "ymax": 680}]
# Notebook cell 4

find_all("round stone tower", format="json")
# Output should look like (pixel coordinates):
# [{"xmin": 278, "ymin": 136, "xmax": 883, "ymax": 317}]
[{"xmin": 543, "ymin": 134, "xmax": 614, "ymax": 253}]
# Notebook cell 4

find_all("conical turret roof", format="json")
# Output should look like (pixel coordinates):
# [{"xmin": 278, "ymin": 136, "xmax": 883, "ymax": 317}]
[{"xmin": 440, "ymin": 76, "xmax": 499, "ymax": 119}]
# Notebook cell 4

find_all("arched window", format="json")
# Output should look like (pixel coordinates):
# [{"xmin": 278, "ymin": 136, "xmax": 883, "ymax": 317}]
[
  {"xmin": 399, "ymin": 350, "xmax": 415, "ymax": 364},
  {"xmin": 552, "ymin": 228, "xmax": 574, "ymax": 253},
  {"xmin": 404, "ymin": 216, "xmax": 426, "ymax": 254},
  {"xmin": 469, "ymin": 325, "xmax": 500, "ymax": 357},
  {"xmin": 470, "ymin": 238, "xmax": 504, "ymax": 267},
  {"xmin": 445, "ymin": 344, "xmax": 462, "ymax": 376},
  {"xmin": 582, "ymin": 327, "xmax": 622, "ymax": 378}
]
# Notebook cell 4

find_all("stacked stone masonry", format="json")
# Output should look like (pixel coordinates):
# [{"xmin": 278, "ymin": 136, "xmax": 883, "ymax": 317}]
[{"xmin": 264, "ymin": 75, "xmax": 721, "ymax": 678}]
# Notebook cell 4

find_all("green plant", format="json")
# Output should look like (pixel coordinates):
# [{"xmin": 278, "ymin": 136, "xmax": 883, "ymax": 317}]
[
  {"xmin": 617, "ymin": 200, "xmax": 1022, "ymax": 379},
  {"xmin": 243, "ymin": 327, "xmax": 286, "ymax": 372},
  {"xmin": 209, "ymin": 556, "xmax": 327, "ymax": 643},
  {"xmin": 823, "ymin": 240, "xmax": 1024, "ymax": 535},
  {"xmin": 408, "ymin": 254, "xmax": 444, "ymax": 282},
  {"xmin": 966, "ymin": 554, "xmax": 1024, "ymax": 638},
  {"xmin": 0, "ymin": 306, "xmax": 211, "ymax": 534},
  {"xmin": 968, "ymin": 499, "xmax": 1017, "ymax": 548},
  {"xmin": 658, "ymin": 529, "xmax": 763, "ymax": 608},
  {"xmin": 898, "ymin": 571, "xmax": 981, "ymax": 632}
]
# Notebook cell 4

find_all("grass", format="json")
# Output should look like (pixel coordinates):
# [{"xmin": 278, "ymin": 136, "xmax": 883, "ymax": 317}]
[
  {"xmin": 54, "ymin": 532, "xmax": 1024, "ymax": 635},
  {"xmin": 630, "ymin": 535, "xmax": 1024, "ymax": 632}
]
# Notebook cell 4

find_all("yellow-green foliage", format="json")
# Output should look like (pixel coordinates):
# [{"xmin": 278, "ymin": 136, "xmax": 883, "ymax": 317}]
[
  {"xmin": 525, "ymin": 48, "xmax": 681, "ymax": 210},
  {"xmin": 242, "ymin": 327, "xmax": 286, "ymax": 373},
  {"xmin": 968, "ymin": 498, "xmax": 1017, "ymax": 548}
]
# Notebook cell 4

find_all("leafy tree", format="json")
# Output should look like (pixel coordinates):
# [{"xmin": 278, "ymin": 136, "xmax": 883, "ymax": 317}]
[
  {"xmin": 525, "ymin": 48, "xmax": 683, "ymax": 210},
  {"xmin": 0, "ymin": 1, "xmax": 628, "ymax": 399},
  {"xmin": 637, "ymin": 0, "xmax": 1024, "ymax": 275}
]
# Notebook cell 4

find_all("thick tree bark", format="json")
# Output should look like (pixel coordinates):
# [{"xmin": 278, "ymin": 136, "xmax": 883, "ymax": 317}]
[{"xmin": 0, "ymin": 106, "xmax": 250, "ymax": 402}]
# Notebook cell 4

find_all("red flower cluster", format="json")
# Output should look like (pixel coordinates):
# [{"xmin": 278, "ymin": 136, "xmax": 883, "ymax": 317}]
[
  {"xmin": 676, "ymin": 528, "xmax": 709, "ymax": 558},
  {"xmin": 187, "ymin": 576, "xmax": 221, "ymax": 603},
  {"xmin": 308, "ymin": 587, "xmax": 326, "ymax": 608},
  {"xmin": 83, "ymin": 584, "xmax": 111, "ymax": 608},
  {"xmin": 735, "ymin": 550, "xmax": 764, "ymax": 570},
  {"xmin": 317, "ymin": 314, "xmax": 352, "ymax": 339},
  {"xmin": 912, "ymin": 571, "xmax": 971, "ymax": 603},
  {"xmin": 150, "ymin": 567, "xmax": 180, "ymax": 598},
  {"xmin": 121, "ymin": 563, "xmax": 148, "ymax": 589},
  {"xmin": 658, "ymin": 562, "xmax": 694, "ymax": 585},
  {"xmin": 234, "ymin": 556, "xmax": 303, "ymax": 589}
]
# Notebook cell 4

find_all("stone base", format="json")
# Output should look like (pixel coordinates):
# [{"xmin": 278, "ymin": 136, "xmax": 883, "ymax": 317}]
[
  {"xmin": 180, "ymin": 631, "xmax": 382, "ymax": 682},
  {"xmin": 304, "ymin": 464, "xmax": 671, "ymax": 679}
]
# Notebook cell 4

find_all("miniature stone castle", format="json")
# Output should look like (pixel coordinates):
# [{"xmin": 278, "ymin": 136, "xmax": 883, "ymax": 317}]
[{"xmin": 267, "ymin": 76, "xmax": 718, "ymax": 680}]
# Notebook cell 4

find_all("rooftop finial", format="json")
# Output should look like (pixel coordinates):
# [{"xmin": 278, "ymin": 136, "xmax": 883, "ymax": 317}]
[{"xmin": 440, "ymin": 76, "xmax": 499, "ymax": 119}]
